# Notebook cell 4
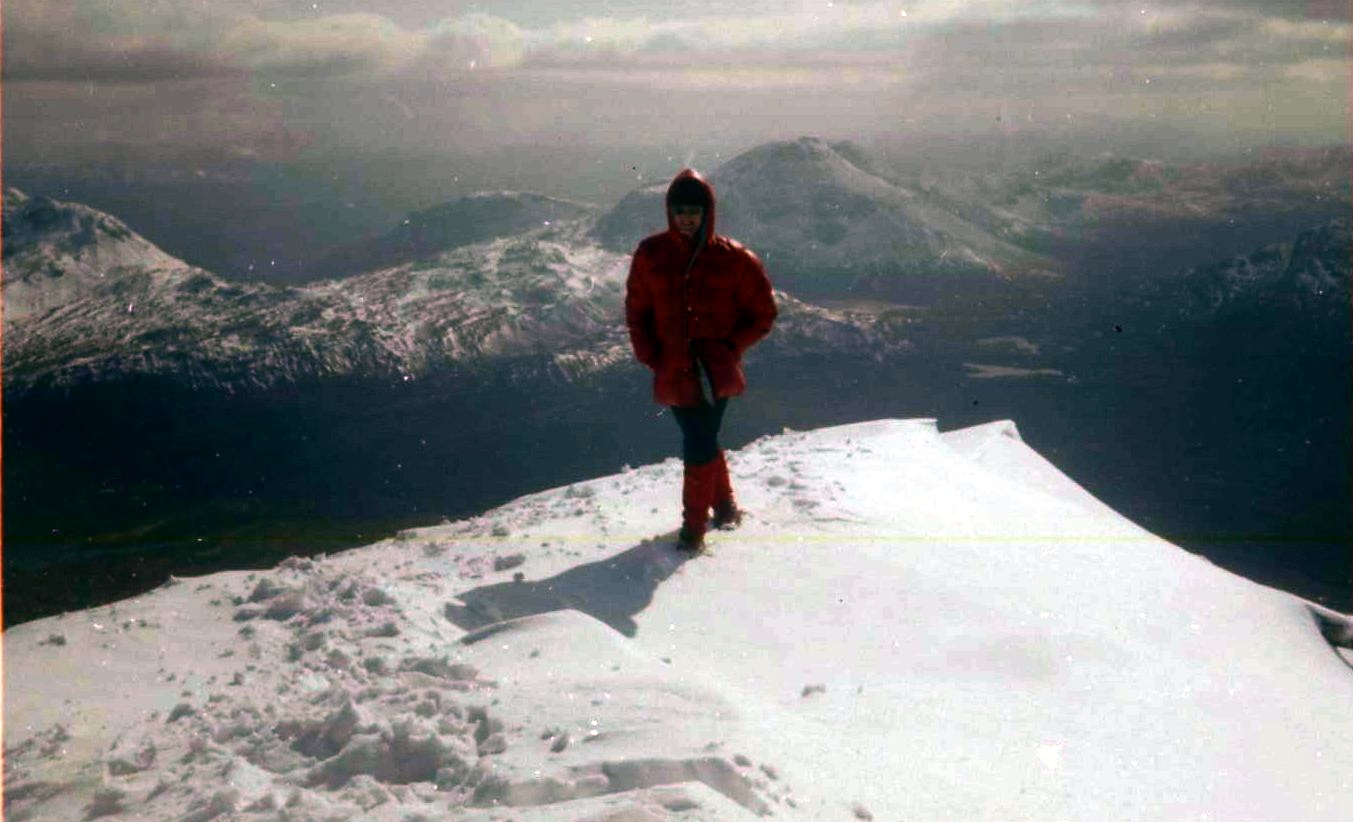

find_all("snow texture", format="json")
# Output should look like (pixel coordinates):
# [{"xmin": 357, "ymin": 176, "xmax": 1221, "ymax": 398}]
[{"xmin": 5, "ymin": 418, "xmax": 1352, "ymax": 821}]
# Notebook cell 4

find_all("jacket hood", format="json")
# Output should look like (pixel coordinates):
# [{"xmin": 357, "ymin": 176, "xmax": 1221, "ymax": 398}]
[{"xmin": 665, "ymin": 168, "xmax": 716, "ymax": 242}]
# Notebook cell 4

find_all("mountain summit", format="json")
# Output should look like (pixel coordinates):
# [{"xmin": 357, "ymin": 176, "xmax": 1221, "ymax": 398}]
[
  {"xmin": 1, "ymin": 188, "xmax": 198, "ymax": 322},
  {"xmin": 595, "ymin": 137, "xmax": 1057, "ymax": 301},
  {"xmin": 4, "ymin": 418, "xmax": 1351, "ymax": 820}
]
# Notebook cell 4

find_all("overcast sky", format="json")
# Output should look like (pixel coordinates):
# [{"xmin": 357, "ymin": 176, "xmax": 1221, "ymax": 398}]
[{"xmin": 4, "ymin": 0, "xmax": 1349, "ymax": 178}]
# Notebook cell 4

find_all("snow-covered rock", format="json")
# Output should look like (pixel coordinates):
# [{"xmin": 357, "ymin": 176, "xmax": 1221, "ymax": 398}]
[{"xmin": 5, "ymin": 418, "xmax": 1350, "ymax": 821}]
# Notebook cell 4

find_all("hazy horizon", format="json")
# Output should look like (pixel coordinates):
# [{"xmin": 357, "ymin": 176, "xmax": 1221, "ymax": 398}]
[{"xmin": 6, "ymin": 1, "xmax": 1348, "ymax": 172}]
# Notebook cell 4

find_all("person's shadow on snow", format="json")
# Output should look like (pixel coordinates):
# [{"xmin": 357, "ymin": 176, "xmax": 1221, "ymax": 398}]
[{"xmin": 444, "ymin": 535, "xmax": 694, "ymax": 638}]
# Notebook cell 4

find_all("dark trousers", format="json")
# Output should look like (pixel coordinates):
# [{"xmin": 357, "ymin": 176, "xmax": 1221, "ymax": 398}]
[{"xmin": 671, "ymin": 398, "xmax": 728, "ymax": 466}]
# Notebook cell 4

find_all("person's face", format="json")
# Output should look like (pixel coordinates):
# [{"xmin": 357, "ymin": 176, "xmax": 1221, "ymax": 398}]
[{"xmin": 671, "ymin": 203, "xmax": 704, "ymax": 237}]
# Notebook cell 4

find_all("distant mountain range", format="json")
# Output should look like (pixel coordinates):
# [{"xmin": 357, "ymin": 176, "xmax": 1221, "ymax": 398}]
[
  {"xmin": 917, "ymin": 145, "xmax": 1350, "ymax": 283},
  {"xmin": 1, "ymin": 185, "xmax": 905, "ymax": 395},
  {"xmin": 2, "ymin": 188, "xmax": 626, "ymax": 392},
  {"xmin": 5, "ymin": 134, "xmax": 1348, "ymax": 396}
]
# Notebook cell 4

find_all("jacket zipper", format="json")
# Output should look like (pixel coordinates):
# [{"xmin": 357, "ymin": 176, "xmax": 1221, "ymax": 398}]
[{"xmin": 679, "ymin": 234, "xmax": 711, "ymax": 403}]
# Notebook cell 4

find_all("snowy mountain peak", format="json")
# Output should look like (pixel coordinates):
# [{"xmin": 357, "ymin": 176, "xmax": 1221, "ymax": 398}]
[
  {"xmin": 594, "ymin": 136, "xmax": 1056, "ymax": 298},
  {"xmin": 2, "ymin": 188, "xmax": 195, "ymax": 322},
  {"xmin": 713, "ymin": 135, "xmax": 892, "ymax": 193},
  {"xmin": 5, "ymin": 418, "xmax": 1350, "ymax": 821}
]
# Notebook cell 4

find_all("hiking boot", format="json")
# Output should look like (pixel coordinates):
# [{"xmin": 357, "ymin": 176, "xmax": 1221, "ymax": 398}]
[
  {"xmin": 710, "ymin": 451, "xmax": 741, "ymax": 529},
  {"xmin": 676, "ymin": 525, "xmax": 706, "ymax": 553},
  {"xmin": 711, "ymin": 498, "xmax": 742, "ymax": 529}
]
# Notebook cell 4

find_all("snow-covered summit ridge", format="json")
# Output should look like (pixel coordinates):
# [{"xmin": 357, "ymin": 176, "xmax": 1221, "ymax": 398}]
[{"xmin": 6, "ymin": 418, "xmax": 1351, "ymax": 821}]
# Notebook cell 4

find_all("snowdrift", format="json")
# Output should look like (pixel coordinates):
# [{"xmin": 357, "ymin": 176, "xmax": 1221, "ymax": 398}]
[{"xmin": 5, "ymin": 418, "xmax": 1351, "ymax": 821}]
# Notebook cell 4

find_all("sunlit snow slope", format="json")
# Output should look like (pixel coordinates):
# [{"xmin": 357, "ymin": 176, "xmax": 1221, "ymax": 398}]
[{"xmin": 5, "ymin": 419, "xmax": 1351, "ymax": 821}]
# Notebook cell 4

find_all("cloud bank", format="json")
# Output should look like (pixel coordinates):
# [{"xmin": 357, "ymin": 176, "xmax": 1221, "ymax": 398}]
[
  {"xmin": 6, "ymin": 1, "xmax": 1347, "ymax": 84},
  {"xmin": 4, "ymin": 0, "xmax": 1347, "ymax": 166}
]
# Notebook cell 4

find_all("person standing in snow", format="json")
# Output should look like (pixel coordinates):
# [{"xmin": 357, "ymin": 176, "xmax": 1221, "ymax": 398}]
[{"xmin": 625, "ymin": 169, "xmax": 778, "ymax": 551}]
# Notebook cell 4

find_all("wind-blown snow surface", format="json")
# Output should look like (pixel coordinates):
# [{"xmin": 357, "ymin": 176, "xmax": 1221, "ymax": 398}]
[{"xmin": 5, "ymin": 419, "xmax": 1352, "ymax": 821}]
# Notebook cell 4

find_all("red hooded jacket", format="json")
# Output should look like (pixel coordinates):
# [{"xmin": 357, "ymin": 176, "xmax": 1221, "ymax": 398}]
[{"xmin": 625, "ymin": 169, "xmax": 778, "ymax": 407}]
